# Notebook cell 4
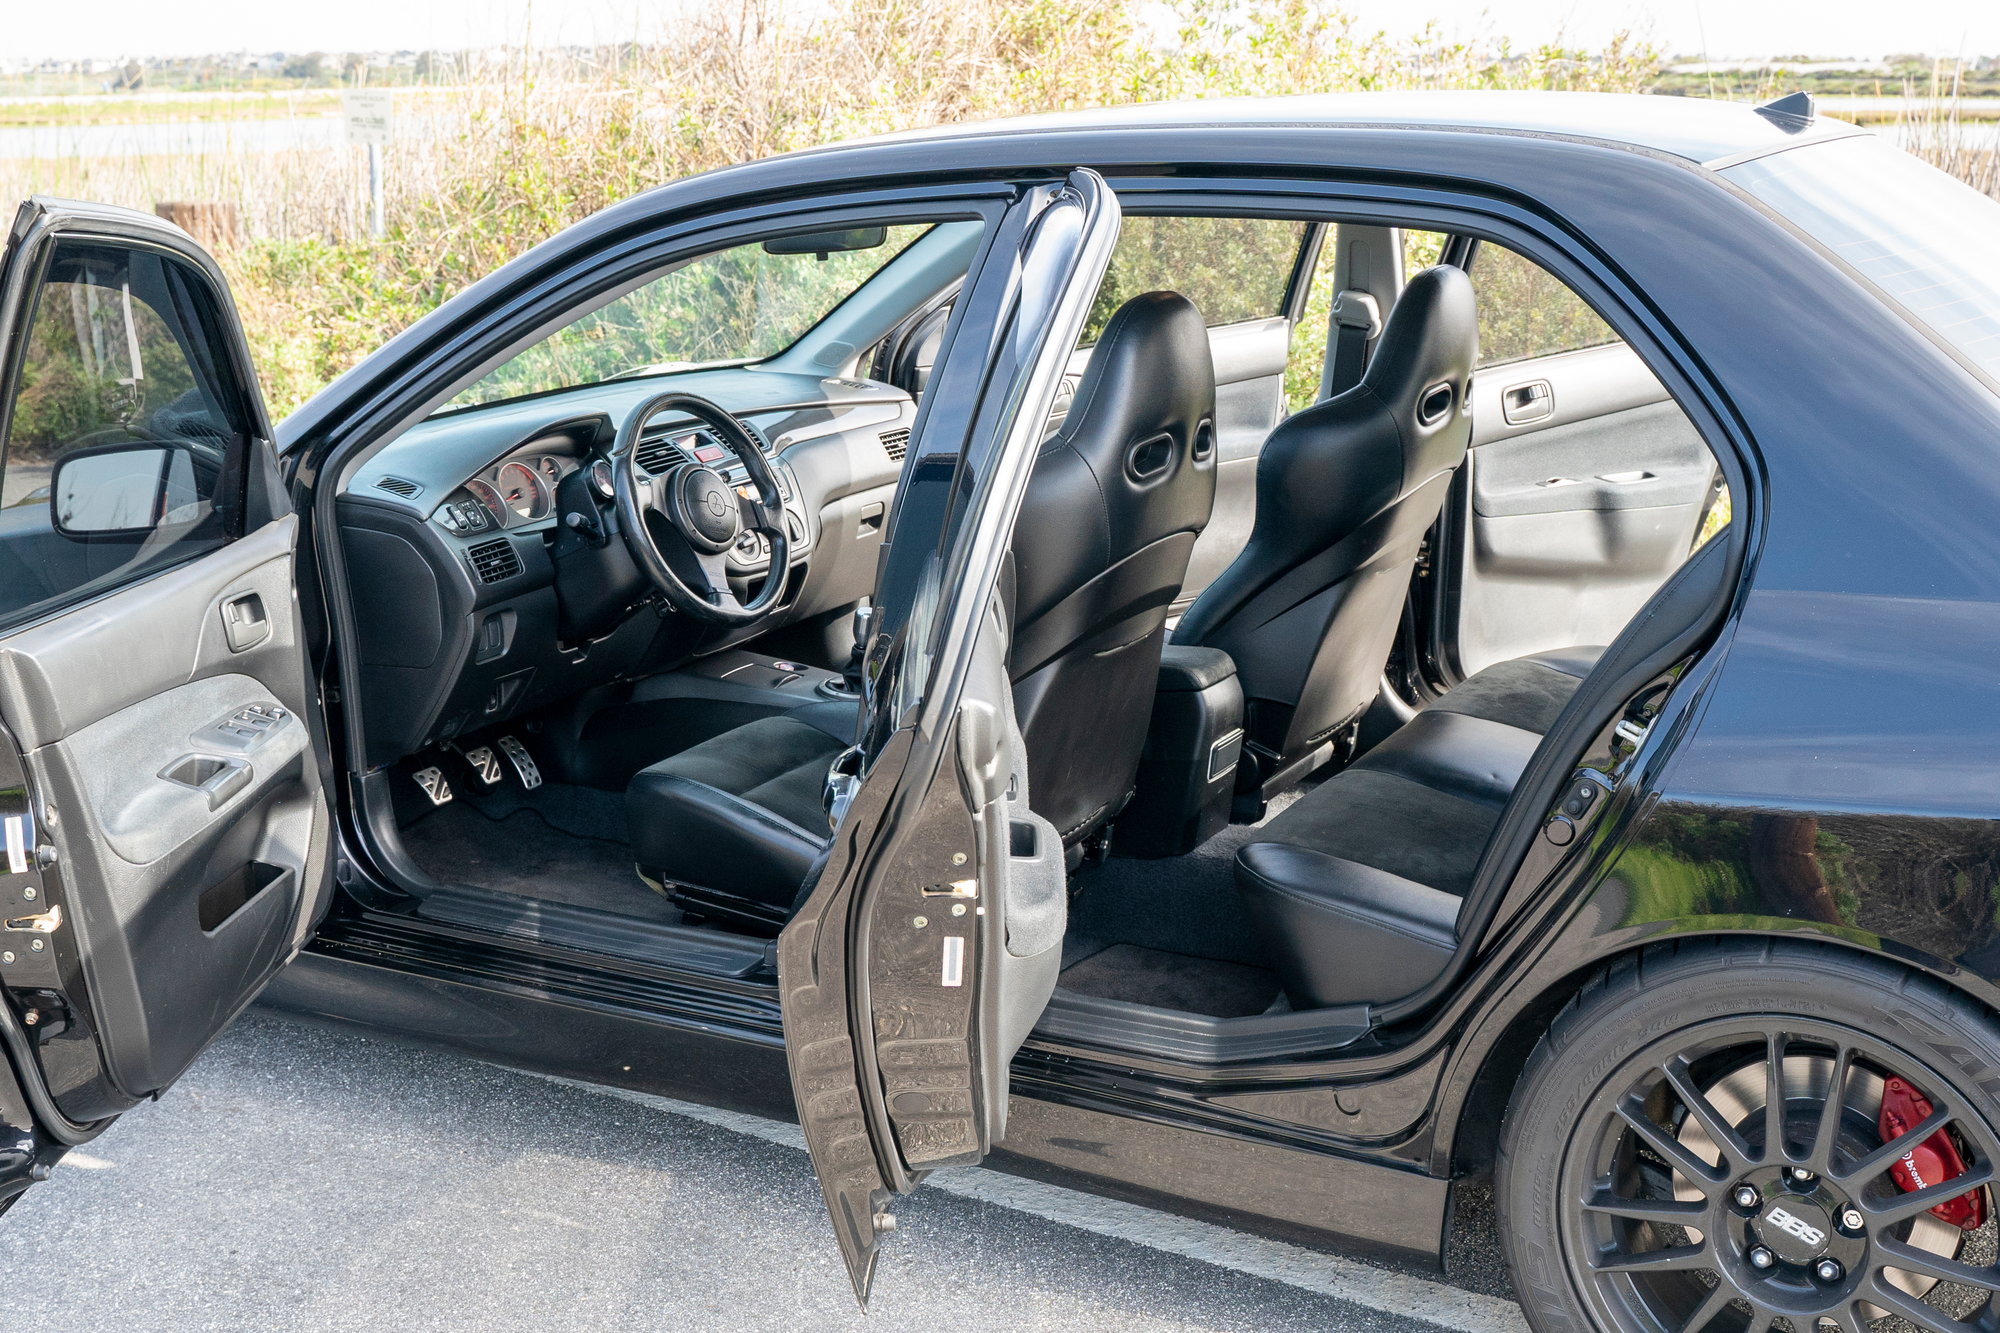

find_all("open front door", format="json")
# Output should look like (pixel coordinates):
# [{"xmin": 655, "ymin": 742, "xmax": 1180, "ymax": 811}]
[
  {"xmin": 778, "ymin": 171, "xmax": 1120, "ymax": 1301},
  {"xmin": 0, "ymin": 199, "xmax": 332, "ymax": 1213}
]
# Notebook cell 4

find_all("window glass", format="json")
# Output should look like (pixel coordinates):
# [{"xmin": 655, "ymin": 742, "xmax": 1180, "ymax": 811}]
[
  {"xmin": 1725, "ymin": 134, "xmax": 2000, "ymax": 385},
  {"xmin": 0, "ymin": 240, "xmax": 247, "ymax": 626},
  {"xmin": 446, "ymin": 224, "xmax": 935, "ymax": 411},
  {"xmin": 1469, "ymin": 243, "xmax": 1620, "ymax": 366},
  {"xmin": 1081, "ymin": 216, "xmax": 1307, "ymax": 345}
]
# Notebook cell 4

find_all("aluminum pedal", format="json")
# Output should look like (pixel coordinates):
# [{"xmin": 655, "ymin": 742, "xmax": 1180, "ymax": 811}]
[
  {"xmin": 494, "ymin": 735, "xmax": 542, "ymax": 790},
  {"xmin": 456, "ymin": 744, "xmax": 504, "ymax": 786},
  {"xmin": 413, "ymin": 766, "xmax": 453, "ymax": 806}
]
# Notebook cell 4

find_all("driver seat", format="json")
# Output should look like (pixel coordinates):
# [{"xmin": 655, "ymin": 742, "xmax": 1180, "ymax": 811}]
[{"xmin": 626, "ymin": 291, "xmax": 1218, "ymax": 931}]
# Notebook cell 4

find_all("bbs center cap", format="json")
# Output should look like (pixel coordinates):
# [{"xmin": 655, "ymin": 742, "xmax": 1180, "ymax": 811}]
[
  {"xmin": 1754, "ymin": 1197, "xmax": 1833, "ymax": 1266},
  {"xmin": 674, "ymin": 466, "xmax": 741, "ymax": 550}
]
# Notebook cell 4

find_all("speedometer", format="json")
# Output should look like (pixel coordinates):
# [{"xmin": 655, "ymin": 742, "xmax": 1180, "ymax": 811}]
[{"xmin": 495, "ymin": 462, "xmax": 551, "ymax": 522}]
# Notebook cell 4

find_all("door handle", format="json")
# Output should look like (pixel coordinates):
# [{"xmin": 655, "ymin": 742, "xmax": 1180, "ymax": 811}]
[
  {"xmin": 1502, "ymin": 379, "xmax": 1554, "ymax": 425},
  {"xmin": 221, "ymin": 592, "xmax": 270, "ymax": 652}
]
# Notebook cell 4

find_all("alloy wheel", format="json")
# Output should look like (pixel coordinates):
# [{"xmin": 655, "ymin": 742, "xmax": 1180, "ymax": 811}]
[{"xmin": 1561, "ymin": 1019, "xmax": 1999, "ymax": 1332}]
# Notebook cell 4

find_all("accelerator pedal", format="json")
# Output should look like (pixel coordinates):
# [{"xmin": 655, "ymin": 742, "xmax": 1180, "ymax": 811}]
[{"xmin": 494, "ymin": 735, "xmax": 543, "ymax": 790}]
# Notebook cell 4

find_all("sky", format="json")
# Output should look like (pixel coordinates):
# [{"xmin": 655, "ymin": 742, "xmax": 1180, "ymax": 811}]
[{"xmin": 5, "ymin": 0, "xmax": 1998, "ymax": 64}]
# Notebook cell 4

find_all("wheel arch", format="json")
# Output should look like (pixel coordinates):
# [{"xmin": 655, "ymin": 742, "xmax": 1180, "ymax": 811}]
[{"xmin": 1443, "ymin": 924, "xmax": 2000, "ymax": 1181}]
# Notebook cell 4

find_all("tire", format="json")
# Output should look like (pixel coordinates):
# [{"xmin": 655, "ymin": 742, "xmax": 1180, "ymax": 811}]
[{"xmin": 1497, "ymin": 940, "xmax": 2000, "ymax": 1333}]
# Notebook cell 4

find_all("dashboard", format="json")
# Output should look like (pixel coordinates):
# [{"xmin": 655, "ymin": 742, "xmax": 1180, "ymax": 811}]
[
  {"xmin": 435, "ymin": 435, "xmax": 596, "ymax": 536},
  {"xmin": 334, "ymin": 366, "xmax": 912, "ymax": 768}
]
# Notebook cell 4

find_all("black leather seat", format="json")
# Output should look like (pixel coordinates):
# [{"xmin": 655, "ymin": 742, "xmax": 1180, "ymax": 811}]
[
  {"xmin": 1234, "ymin": 645, "xmax": 1598, "ymax": 1009},
  {"xmin": 1175, "ymin": 265, "xmax": 1478, "ymax": 813},
  {"xmin": 628, "ymin": 291, "xmax": 1218, "ymax": 928},
  {"xmin": 625, "ymin": 699, "xmax": 854, "ymax": 924}
]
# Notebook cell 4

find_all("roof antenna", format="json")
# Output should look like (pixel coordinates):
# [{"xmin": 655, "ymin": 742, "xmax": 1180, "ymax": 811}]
[{"xmin": 1755, "ymin": 91, "xmax": 1817, "ymax": 131}]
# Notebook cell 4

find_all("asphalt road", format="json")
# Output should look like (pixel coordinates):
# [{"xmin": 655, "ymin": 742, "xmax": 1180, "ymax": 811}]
[{"xmin": 0, "ymin": 1013, "xmax": 1528, "ymax": 1332}]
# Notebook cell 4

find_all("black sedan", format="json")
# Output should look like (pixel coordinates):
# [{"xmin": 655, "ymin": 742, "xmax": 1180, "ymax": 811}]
[{"xmin": 2, "ymin": 89, "xmax": 1998, "ymax": 1333}]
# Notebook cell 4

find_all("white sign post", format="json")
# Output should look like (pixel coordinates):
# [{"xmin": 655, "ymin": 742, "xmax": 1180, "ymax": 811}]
[{"xmin": 343, "ymin": 90, "xmax": 395, "ymax": 239}]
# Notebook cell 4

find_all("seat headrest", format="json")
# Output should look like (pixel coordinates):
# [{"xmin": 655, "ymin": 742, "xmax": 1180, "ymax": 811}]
[
  {"xmin": 1059, "ymin": 290, "xmax": 1217, "ymax": 476},
  {"xmin": 1359, "ymin": 264, "xmax": 1478, "ymax": 487},
  {"xmin": 1364, "ymin": 264, "xmax": 1478, "ymax": 399}
]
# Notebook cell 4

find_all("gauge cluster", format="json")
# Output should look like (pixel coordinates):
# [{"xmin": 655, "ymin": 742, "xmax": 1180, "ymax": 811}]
[{"xmin": 436, "ymin": 440, "xmax": 584, "ymax": 535}]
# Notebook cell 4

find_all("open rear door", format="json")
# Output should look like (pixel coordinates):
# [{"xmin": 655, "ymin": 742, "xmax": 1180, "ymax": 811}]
[
  {"xmin": 778, "ymin": 171, "xmax": 1120, "ymax": 1301},
  {"xmin": 0, "ymin": 199, "xmax": 332, "ymax": 1213}
]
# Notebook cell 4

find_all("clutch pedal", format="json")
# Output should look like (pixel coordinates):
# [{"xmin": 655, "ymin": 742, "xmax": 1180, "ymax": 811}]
[
  {"xmin": 412, "ymin": 766, "xmax": 454, "ymax": 806},
  {"xmin": 494, "ymin": 735, "xmax": 543, "ymax": 790}
]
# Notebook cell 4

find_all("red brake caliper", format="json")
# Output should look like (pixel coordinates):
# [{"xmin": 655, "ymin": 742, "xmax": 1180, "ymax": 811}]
[{"xmin": 1879, "ymin": 1076, "xmax": 1988, "ymax": 1229}]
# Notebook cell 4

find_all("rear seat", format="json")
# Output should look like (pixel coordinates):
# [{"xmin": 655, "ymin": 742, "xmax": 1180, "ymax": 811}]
[{"xmin": 1234, "ymin": 647, "xmax": 1600, "ymax": 1009}]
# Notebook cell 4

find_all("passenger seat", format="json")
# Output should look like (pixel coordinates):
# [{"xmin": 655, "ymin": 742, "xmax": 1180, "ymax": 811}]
[{"xmin": 1232, "ymin": 646, "xmax": 1598, "ymax": 1009}]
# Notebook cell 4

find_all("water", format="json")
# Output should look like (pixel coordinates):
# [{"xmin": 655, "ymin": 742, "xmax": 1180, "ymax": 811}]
[
  {"xmin": 0, "ymin": 117, "xmax": 353, "ymax": 160},
  {"xmin": 0, "ymin": 98, "xmax": 1992, "ymax": 162}
]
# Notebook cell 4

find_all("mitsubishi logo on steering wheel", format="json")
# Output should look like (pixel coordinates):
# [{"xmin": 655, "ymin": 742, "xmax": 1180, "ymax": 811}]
[{"xmin": 703, "ymin": 488, "xmax": 730, "ymax": 519}]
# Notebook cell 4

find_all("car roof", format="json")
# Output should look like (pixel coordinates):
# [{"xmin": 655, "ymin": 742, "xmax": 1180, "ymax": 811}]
[{"xmin": 847, "ymin": 91, "xmax": 1868, "ymax": 169}]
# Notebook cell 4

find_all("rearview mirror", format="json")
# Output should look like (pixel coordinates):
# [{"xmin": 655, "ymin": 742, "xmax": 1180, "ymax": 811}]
[
  {"xmin": 51, "ymin": 441, "xmax": 201, "ymax": 538},
  {"xmin": 761, "ymin": 227, "xmax": 888, "ymax": 258}
]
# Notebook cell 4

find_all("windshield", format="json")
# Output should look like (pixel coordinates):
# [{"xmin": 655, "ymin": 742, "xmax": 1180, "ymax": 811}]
[
  {"xmin": 1723, "ymin": 134, "xmax": 2000, "ymax": 386},
  {"xmin": 442, "ymin": 223, "xmax": 932, "ymax": 413}
]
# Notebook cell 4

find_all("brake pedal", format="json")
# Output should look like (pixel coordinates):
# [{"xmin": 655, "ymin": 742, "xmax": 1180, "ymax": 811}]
[
  {"xmin": 454, "ymin": 744, "xmax": 504, "ymax": 786},
  {"xmin": 413, "ymin": 766, "xmax": 454, "ymax": 806},
  {"xmin": 494, "ymin": 735, "xmax": 543, "ymax": 790}
]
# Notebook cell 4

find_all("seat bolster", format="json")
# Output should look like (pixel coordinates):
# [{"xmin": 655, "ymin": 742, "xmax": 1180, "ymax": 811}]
[
  {"xmin": 1355, "ymin": 709, "xmax": 1542, "ymax": 807},
  {"xmin": 1523, "ymin": 645, "xmax": 1605, "ymax": 680},
  {"xmin": 786, "ymin": 698, "xmax": 861, "ymax": 741},
  {"xmin": 1235, "ymin": 842, "xmax": 1458, "ymax": 1009},
  {"xmin": 626, "ymin": 770, "xmax": 825, "ymax": 910}
]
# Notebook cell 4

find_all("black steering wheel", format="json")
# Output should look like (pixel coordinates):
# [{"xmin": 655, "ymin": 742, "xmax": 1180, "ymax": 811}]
[{"xmin": 610, "ymin": 391, "xmax": 792, "ymax": 625}]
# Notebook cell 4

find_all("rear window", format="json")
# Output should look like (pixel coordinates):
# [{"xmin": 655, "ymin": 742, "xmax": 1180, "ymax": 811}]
[
  {"xmin": 1724, "ymin": 134, "xmax": 2000, "ymax": 386},
  {"xmin": 1081, "ymin": 215, "xmax": 1307, "ymax": 344}
]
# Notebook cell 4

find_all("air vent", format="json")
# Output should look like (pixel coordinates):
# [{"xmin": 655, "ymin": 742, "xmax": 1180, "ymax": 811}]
[
  {"xmin": 375, "ymin": 475, "xmax": 422, "ymax": 499},
  {"xmin": 879, "ymin": 427, "xmax": 910, "ymax": 462},
  {"xmin": 634, "ymin": 430, "xmax": 680, "ymax": 477},
  {"xmin": 467, "ymin": 537, "xmax": 523, "ymax": 584}
]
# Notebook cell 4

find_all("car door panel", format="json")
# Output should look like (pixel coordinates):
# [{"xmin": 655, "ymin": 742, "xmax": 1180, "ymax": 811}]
[
  {"xmin": 1453, "ymin": 342, "xmax": 1713, "ymax": 676},
  {"xmin": 781, "ymin": 170, "xmax": 1116, "ymax": 1303},
  {"xmin": 0, "ymin": 201, "xmax": 330, "ymax": 1155},
  {"xmin": 4, "ymin": 501, "xmax": 327, "ymax": 1125}
]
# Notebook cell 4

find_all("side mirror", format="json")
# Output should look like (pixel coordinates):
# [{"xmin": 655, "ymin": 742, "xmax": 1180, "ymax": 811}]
[
  {"xmin": 51, "ymin": 441, "xmax": 200, "ymax": 539},
  {"xmin": 762, "ymin": 227, "xmax": 887, "ymax": 258}
]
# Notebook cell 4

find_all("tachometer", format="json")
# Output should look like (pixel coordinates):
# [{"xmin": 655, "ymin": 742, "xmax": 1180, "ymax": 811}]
[
  {"xmin": 495, "ymin": 461, "xmax": 551, "ymax": 522},
  {"xmin": 462, "ymin": 478, "xmax": 508, "ymax": 528}
]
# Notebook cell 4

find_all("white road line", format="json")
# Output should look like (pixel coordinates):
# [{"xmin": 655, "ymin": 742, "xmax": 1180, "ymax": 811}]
[{"xmin": 529, "ymin": 1072, "xmax": 1530, "ymax": 1333}]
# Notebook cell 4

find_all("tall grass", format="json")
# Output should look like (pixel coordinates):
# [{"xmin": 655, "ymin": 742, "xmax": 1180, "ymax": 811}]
[
  {"xmin": 1896, "ymin": 64, "xmax": 2000, "ymax": 198},
  {"xmin": 2, "ymin": 0, "xmax": 1976, "ymax": 415}
]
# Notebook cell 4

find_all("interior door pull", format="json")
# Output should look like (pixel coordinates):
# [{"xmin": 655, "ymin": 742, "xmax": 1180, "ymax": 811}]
[
  {"xmin": 221, "ymin": 592, "xmax": 270, "ymax": 652},
  {"xmin": 1502, "ymin": 379, "xmax": 1554, "ymax": 425}
]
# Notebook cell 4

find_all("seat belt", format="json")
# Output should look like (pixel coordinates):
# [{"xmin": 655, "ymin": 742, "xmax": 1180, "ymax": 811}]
[{"xmin": 1322, "ymin": 288, "xmax": 1382, "ymax": 400}]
